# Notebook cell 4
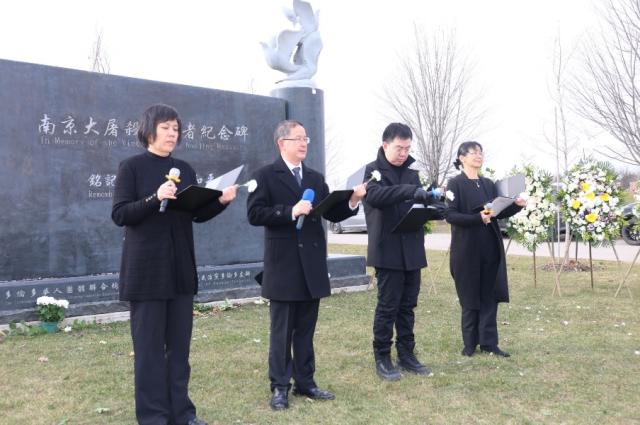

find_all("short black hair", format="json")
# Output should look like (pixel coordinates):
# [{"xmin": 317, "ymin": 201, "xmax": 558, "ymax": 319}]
[
  {"xmin": 453, "ymin": 141, "xmax": 483, "ymax": 169},
  {"xmin": 137, "ymin": 104, "xmax": 182, "ymax": 147},
  {"xmin": 382, "ymin": 123, "xmax": 412, "ymax": 143}
]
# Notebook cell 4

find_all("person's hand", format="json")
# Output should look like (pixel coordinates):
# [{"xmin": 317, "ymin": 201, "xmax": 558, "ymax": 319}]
[
  {"xmin": 157, "ymin": 180, "xmax": 177, "ymax": 201},
  {"xmin": 218, "ymin": 185, "xmax": 238, "ymax": 205},
  {"xmin": 480, "ymin": 211, "xmax": 492, "ymax": 225},
  {"xmin": 293, "ymin": 200, "xmax": 313, "ymax": 218},
  {"xmin": 349, "ymin": 183, "xmax": 367, "ymax": 207},
  {"xmin": 515, "ymin": 197, "xmax": 527, "ymax": 207}
]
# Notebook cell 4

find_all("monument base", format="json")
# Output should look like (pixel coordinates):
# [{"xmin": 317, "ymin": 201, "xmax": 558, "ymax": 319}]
[{"xmin": 0, "ymin": 254, "xmax": 368, "ymax": 324}]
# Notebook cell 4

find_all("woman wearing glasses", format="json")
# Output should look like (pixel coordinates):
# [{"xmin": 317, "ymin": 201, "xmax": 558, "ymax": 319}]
[{"xmin": 445, "ymin": 142, "xmax": 526, "ymax": 358}]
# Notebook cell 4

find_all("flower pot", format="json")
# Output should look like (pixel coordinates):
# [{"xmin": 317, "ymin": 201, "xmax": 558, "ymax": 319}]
[{"xmin": 40, "ymin": 321, "xmax": 59, "ymax": 333}]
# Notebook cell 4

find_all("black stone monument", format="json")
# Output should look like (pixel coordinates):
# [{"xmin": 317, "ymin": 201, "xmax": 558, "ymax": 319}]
[{"xmin": 0, "ymin": 59, "xmax": 367, "ymax": 323}]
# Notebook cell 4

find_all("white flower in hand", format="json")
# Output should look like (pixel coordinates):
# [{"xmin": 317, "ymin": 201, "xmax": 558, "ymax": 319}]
[
  {"xmin": 445, "ymin": 190, "xmax": 455, "ymax": 201},
  {"xmin": 241, "ymin": 179, "xmax": 258, "ymax": 193},
  {"xmin": 367, "ymin": 170, "xmax": 381, "ymax": 184}
]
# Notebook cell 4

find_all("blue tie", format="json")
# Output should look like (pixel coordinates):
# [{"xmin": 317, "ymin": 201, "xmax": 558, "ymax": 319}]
[{"xmin": 293, "ymin": 166, "xmax": 302, "ymax": 187}]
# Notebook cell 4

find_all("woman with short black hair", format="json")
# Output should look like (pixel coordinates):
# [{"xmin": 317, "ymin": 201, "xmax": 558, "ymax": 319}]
[
  {"xmin": 112, "ymin": 104, "xmax": 237, "ymax": 425},
  {"xmin": 445, "ymin": 142, "xmax": 525, "ymax": 358}
]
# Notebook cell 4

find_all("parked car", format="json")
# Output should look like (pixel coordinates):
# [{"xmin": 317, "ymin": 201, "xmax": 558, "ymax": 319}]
[
  {"xmin": 330, "ymin": 208, "xmax": 367, "ymax": 233},
  {"xmin": 621, "ymin": 202, "xmax": 640, "ymax": 245}
]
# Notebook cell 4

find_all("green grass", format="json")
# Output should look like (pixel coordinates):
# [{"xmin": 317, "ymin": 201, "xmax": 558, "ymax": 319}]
[{"xmin": 1, "ymin": 244, "xmax": 639, "ymax": 424}]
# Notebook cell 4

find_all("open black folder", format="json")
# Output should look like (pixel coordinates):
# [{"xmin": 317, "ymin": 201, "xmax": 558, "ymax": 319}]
[
  {"xmin": 168, "ymin": 185, "xmax": 222, "ymax": 212},
  {"xmin": 392, "ymin": 205, "xmax": 443, "ymax": 233},
  {"xmin": 312, "ymin": 189, "xmax": 354, "ymax": 217}
]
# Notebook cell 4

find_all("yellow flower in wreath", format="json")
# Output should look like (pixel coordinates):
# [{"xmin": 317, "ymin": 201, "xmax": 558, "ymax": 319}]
[
  {"xmin": 581, "ymin": 182, "xmax": 590, "ymax": 191},
  {"xmin": 585, "ymin": 212, "xmax": 598, "ymax": 223},
  {"xmin": 585, "ymin": 192, "xmax": 596, "ymax": 200},
  {"xmin": 600, "ymin": 193, "xmax": 610, "ymax": 202},
  {"xmin": 571, "ymin": 199, "xmax": 581, "ymax": 209}
]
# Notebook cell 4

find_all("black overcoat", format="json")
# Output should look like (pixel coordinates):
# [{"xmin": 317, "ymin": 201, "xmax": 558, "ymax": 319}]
[
  {"xmin": 112, "ymin": 152, "xmax": 227, "ymax": 301},
  {"xmin": 444, "ymin": 172, "xmax": 522, "ymax": 309},
  {"xmin": 247, "ymin": 157, "xmax": 357, "ymax": 301},
  {"xmin": 363, "ymin": 148, "xmax": 427, "ymax": 271}
]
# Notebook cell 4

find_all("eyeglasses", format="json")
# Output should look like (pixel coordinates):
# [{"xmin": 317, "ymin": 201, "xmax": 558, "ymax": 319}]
[
  {"xmin": 283, "ymin": 136, "xmax": 311, "ymax": 145},
  {"xmin": 465, "ymin": 150, "xmax": 483, "ymax": 156}
]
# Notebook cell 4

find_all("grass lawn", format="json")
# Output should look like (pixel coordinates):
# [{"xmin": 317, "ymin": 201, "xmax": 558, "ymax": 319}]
[{"xmin": 1, "ymin": 244, "xmax": 639, "ymax": 425}]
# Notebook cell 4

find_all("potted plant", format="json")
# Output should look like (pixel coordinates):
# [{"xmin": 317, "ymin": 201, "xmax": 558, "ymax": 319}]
[{"xmin": 36, "ymin": 296, "xmax": 69, "ymax": 333}]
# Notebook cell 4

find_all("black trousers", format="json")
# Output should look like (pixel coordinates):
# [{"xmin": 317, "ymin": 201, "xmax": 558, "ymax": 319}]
[
  {"xmin": 372, "ymin": 268, "xmax": 421, "ymax": 358},
  {"xmin": 460, "ymin": 259, "xmax": 500, "ymax": 349},
  {"xmin": 268, "ymin": 299, "xmax": 320, "ymax": 392},
  {"xmin": 129, "ymin": 294, "xmax": 196, "ymax": 425}
]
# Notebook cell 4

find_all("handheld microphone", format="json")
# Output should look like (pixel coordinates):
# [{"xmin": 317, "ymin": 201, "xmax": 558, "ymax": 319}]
[
  {"xmin": 159, "ymin": 167, "xmax": 181, "ymax": 213},
  {"xmin": 296, "ymin": 188, "xmax": 315, "ymax": 230}
]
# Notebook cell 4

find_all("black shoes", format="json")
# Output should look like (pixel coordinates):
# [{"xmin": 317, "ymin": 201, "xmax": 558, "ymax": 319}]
[
  {"xmin": 292, "ymin": 386, "xmax": 335, "ymax": 400},
  {"xmin": 461, "ymin": 346, "xmax": 476, "ymax": 357},
  {"xmin": 270, "ymin": 387, "xmax": 289, "ymax": 411},
  {"xmin": 480, "ymin": 346, "xmax": 511, "ymax": 357},
  {"xmin": 375, "ymin": 355, "xmax": 402, "ymax": 381},
  {"xmin": 187, "ymin": 418, "xmax": 208, "ymax": 425},
  {"xmin": 271, "ymin": 386, "xmax": 334, "ymax": 410},
  {"xmin": 398, "ymin": 353, "xmax": 432, "ymax": 375}
]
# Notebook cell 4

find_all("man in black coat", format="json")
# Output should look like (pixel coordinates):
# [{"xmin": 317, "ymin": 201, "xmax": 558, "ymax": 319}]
[
  {"xmin": 363, "ymin": 123, "xmax": 441, "ymax": 381},
  {"xmin": 247, "ymin": 120, "xmax": 367, "ymax": 410}
]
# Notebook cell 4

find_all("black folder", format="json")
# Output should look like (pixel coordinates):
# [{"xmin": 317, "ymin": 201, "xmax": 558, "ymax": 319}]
[
  {"xmin": 168, "ymin": 185, "xmax": 222, "ymax": 212},
  {"xmin": 312, "ymin": 189, "xmax": 353, "ymax": 217},
  {"xmin": 392, "ymin": 205, "xmax": 442, "ymax": 233}
]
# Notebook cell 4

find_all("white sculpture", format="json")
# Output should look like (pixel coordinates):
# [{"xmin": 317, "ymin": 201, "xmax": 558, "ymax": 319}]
[{"xmin": 261, "ymin": 0, "xmax": 323, "ymax": 87}]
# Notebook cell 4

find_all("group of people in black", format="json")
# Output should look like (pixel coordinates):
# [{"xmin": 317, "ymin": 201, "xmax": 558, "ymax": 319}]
[{"xmin": 112, "ymin": 104, "xmax": 526, "ymax": 425}]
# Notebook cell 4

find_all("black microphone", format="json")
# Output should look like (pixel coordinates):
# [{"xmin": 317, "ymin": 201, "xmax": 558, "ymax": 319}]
[
  {"xmin": 296, "ymin": 188, "xmax": 315, "ymax": 230},
  {"xmin": 159, "ymin": 167, "xmax": 181, "ymax": 213}
]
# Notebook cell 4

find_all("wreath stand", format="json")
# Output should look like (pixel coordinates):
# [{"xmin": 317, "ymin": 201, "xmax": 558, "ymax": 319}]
[
  {"xmin": 425, "ymin": 247, "xmax": 449, "ymax": 295},
  {"xmin": 551, "ymin": 236, "xmax": 622, "ymax": 295},
  {"xmin": 614, "ymin": 246, "xmax": 638, "ymax": 298},
  {"xmin": 504, "ymin": 238, "xmax": 539, "ymax": 288}
]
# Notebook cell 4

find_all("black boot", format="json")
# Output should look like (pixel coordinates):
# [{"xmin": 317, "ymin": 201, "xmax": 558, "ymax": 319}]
[
  {"xmin": 480, "ymin": 345, "xmax": 510, "ymax": 357},
  {"xmin": 375, "ymin": 355, "xmax": 401, "ymax": 381},
  {"xmin": 397, "ymin": 352, "xmax": 432, "ymax": 375}
]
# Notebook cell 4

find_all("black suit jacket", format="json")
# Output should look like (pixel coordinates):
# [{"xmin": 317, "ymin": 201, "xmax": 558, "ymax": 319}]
[
  {"xmin": 247, "ymin": 157, "xmax": 357, "ymax": 301},
  {"xmin": 363, "ymin": 147, "xmax": 427, "ymax": 271},
  {"xmin": 444, "ymin": 172, "xmax": 522, "ymax": 308}
]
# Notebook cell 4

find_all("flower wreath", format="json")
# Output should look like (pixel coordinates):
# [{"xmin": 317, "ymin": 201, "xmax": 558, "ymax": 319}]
[
  {"xmin": 560, "ymin": 160, "xmax": 623, "ymax": 245},
  {"xmin": 506, "ymin": 165, "xmax": 557, "ymax": 251}
]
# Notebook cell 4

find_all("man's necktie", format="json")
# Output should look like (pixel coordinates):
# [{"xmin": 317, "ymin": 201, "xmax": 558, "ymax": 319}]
[{"xmin": 293, "ymin": 166, "xmax": 302, "ymax": 187}]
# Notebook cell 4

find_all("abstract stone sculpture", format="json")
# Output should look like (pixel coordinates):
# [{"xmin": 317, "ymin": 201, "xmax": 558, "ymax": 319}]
[{"xmin": 261, "ymin": 0, "xmax": 322, "ymax": 87}]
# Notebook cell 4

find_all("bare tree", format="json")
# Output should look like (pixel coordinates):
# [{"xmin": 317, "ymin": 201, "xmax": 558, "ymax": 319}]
[
  {"xmin": 324, "ymin": 123, "xmax": 343, "ymax": 190},
  {"xmin": 89, "ymin": 30, "xmax": 110, "ymax": 74},
  {"xmin": 571, "ymin": 0, "xmax": 640, "ymax": 165},
  {"xmin": 541, "ymin": 28, "xmax": 583, "ymax": 175},
  {"xmin": 382, "ymin": 26, "xmax": 482, "ymax": 186}
]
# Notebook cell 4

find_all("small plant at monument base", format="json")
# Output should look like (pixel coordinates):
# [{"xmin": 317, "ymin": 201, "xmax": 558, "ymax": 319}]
[{"xmin": 36, "ymin": 296, "xmax": 69, "ymax": 323}]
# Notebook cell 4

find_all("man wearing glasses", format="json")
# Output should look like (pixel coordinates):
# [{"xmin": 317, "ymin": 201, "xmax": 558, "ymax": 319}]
[
  {"xmin": 363, "ymin": 123, "xmax": 439, "ymax": 381},
  {"xmin": 247, "ymin": 120, "xmax": 367, "ymax": 410}
]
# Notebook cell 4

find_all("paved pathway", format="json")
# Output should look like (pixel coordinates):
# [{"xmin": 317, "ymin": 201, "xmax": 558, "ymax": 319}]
[{"xmin": 328, "ymin": 232, "xmax": 640, "ymax": 263}]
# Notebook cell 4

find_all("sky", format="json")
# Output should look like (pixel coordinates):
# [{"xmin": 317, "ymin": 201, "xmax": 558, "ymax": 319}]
[{"xmin": 0, "ymin": 0, "xmax": 627, "ymax": 185}]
